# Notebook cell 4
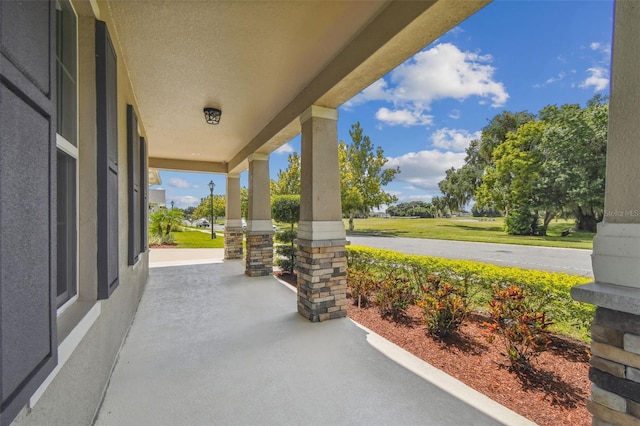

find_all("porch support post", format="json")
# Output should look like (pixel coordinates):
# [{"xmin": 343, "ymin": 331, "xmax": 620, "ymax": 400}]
[
  {"xmin": 296, "ymin": 106, "xmax": 347, "ymax": 322},
  {"xmin": 224, "ymin": 173, "xmax": 243, "ymax": 259},
  {"xmin": 245, "ymin": 153, "xmax": 273, "ymax": 276},
  {"xmin": 572, "ymin": 3, "xmax": 640, "ymax": 424}
]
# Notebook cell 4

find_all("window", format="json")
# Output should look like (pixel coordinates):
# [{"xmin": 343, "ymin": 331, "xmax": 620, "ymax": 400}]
[{"xmin": 55, "ymin": 0, "xmax": 78, "ymax": 310}]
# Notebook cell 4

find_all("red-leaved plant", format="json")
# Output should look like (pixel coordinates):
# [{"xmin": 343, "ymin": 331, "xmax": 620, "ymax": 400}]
[
  {"xmin": 418, "ymin": 274, "xmax": 468, "ymax": 337},
  {"xmin": 484, "ymin": 284, "xmax": 552, "ymax": 370}
]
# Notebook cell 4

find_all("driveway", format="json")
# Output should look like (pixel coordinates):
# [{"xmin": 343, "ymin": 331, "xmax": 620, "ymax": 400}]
[{"xmin": 347, "ymin": 235, "xmax": 593, "ymax": 277}]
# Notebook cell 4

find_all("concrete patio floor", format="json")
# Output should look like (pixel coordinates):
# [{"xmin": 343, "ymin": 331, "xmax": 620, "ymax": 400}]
[{"xmin": 95, "ymin": 249, "xmax": 534, "ymax": 425}]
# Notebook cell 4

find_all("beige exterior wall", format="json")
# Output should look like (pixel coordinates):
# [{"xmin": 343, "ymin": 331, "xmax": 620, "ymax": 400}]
[
  {"xmin": 604, "ymin": 1, "xmax": 640, "ymax": 225},
  {"xmin": 14, "ymin": 2, "xmax": 150, "ymax": 424}
]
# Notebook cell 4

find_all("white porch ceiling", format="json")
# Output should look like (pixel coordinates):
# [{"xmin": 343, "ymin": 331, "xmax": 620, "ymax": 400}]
[{"xmin": 106, "ymin": 0, "xmax": 489, "ymax": 174}]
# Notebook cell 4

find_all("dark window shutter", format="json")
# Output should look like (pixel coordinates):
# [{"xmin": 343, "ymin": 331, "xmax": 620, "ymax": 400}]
[
  {"xmin": 0, "ymin": 1, "xmax": 58, "ymax": 425},
  {"xmin": 140, "ymin": 137, "xmax": 148, "ymax": 251},
  {"xmin": 96, "ymin": 20, "xmax": 119, "ymax": 299},
  {"xmin": 127, "ymin": 105, "xmax": 141, "ymax": 265}
]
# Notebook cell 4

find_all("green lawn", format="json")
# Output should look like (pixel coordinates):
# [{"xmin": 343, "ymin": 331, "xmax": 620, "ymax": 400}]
[
  {"xmin": 346, "ymin": 217, "xmax": 594, "ymax": 250},
  {"xmin": 172, "ymin": 229, "xmax": 225, "ymax": 248}
]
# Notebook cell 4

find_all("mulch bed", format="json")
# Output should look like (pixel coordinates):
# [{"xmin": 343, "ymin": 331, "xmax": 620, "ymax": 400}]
[{"xmin": 274, "ymin": 271, "xmax": 591, "ymax": 426}]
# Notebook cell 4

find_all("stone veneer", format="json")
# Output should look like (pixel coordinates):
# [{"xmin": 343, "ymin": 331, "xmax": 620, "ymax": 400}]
[
  {"xmin": 224, "ymin": 227, "xmax": 244, "ymax": 260},
  {"xmin": 245, "ymin": 232, "xmax": 273, "ymax": 277},
  {"xmin": 586, "ymin": 307, "xmax": 640, "ymax": 425},
  {"xmin": 296, "ymin": 239, "xmax": 347, "ymax": 322}
]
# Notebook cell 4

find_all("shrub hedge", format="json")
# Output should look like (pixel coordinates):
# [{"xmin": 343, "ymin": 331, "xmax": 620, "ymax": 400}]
[{"xmin": 346, "ymin": 246, "xmax": 594, "ymax": 341}]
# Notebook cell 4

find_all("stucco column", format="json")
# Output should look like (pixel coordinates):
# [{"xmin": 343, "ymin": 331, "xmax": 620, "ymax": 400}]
[
  {"xmin": 245, "ymin": 153, "xmax": 273, "ymax": 276},
  {"xmin": 571, "ymin": 2, "xmax": 640, "ymax": 424},
  {"xmin": 224, "ymin": 173, "xmax": 243, "ymax": 259},
  {"xmin": 296, "ymin": 106, "xmax": 347, "ymax": 322}
]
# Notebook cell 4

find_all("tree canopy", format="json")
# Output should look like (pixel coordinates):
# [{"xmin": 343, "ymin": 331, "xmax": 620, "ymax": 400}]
[
  {"xmin": 339, "ymin": 122, "xmax": 399, "ymax": 231},
  {"xmin": 438, "ymin": 96, "xmax": 607, "ymax": 234},
  {"xmin": 193, "ymin": 194, "xmax": 226, "ymax": 221},
  {"xmin": 271, "ymin": 152, "xmax": 301, "ymax": 196}
]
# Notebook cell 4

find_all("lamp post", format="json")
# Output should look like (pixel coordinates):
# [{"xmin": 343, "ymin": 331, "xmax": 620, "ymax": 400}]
[
  {"xmin": 171, "ymin": 201, "xmax": 174, "ymax": 209},
  {"xmin": 209, "ymin": 180, "xmax": 216, "ymax": 239}
]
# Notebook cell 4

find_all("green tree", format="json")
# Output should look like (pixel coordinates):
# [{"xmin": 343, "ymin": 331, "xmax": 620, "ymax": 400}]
[
  {"xmin": 438, "ymin": 165, "xmax": 479, "ymax": 213},
  {"xmin": 240, "ymin": 187, "xmax": 248, "ymax": 219},
  {"xmin": 539, "ymin": 96, "xmax": 607, "ymax": 232},
  {"xmin": 150, "ymin": 207, "xmax": 183, "ymax": 236},
  {"xmin": 430, "ymin": 196, "xmax": 448, "ymax": 218},
  {"xmin": 271, "ymin": 152, "xmax": 301, "ymax": 195},
  {"xmin": 271, "ymin": 195, "xmax": 300, "ymax": 274},
  {"xmin": 193, "ymin": 195, "xmax": 225, "ymax": 222},
  {"xmin": 182, "ymin": 206, "xmax": 196, "ymax": 222},
  {"xmin": 475, "ymin": 111, "xmax": 535, "ymax": 166},
  {"xmin": 340, "ymin": 122, "xmax": 399, "ymax": 231},
  {"xmin": 476, "ymin": 121, "xmax": 549, "ymax": 235}
]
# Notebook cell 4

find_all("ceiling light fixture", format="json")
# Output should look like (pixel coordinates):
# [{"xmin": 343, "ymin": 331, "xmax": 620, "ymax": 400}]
[{"xmin": 203, "ymin": 107, "xmax": 222, "ymax": 125}]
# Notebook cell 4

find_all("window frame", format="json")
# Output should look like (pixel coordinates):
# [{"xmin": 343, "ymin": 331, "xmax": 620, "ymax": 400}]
[{"xmin": 55, "ymin": 0, "xmax": 79, "ymax": 314}]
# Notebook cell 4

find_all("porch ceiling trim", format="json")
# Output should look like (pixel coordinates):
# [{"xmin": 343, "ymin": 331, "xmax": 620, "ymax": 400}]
[{"xmin": 148, "ymin": 158, "xmax": 227, "ymax": 174}]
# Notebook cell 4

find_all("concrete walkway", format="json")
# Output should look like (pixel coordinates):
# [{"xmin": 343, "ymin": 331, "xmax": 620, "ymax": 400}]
[{"xmin": 95, "ymin": 251, "xmax": 534, "ymax": 425}]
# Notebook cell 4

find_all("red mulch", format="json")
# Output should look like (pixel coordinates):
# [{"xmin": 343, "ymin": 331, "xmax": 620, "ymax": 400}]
[{"xmin": 274, "ymin": 271, "xmax": 591, "ymax": 426}]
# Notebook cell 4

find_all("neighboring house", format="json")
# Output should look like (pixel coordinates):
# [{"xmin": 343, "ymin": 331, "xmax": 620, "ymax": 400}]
[
  {"xmin": 149, "ymin": 188, "xmax": 166, "ymax": 213},
  {"xmin": 1, "ymin": 2, "xmax": 639, "ymax": 426}
]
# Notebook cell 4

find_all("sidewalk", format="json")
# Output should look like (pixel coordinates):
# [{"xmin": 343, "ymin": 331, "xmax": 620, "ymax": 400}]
[{"xmin": 95, "ymin": 250, "xmax": 534, "ymax": 425}]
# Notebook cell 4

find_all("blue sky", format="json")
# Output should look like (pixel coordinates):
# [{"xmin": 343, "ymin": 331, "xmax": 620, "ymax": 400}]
[{"xmin": 154, "ymin": 0, "xmax": 614, "ymax": 209}]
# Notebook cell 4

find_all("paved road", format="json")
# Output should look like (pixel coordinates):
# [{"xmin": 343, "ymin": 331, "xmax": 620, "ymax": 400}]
[{"xmin": 347, "ymin": 235, "xmax": 593, "ymax": 277}]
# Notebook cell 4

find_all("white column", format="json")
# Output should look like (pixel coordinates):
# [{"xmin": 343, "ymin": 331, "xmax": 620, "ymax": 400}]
[
  {"xmin": 298, "ymin": 105, "xmax": 345, "ymax": 241},
  {"xmin": 572, "ymin": 4, "xmax": 640, "ymax": 424},
  {"xmin": 224, "ymin": 173, "xmax": 243, "ymax": 260},
  {"xmin": 588, "ymin": 1, "xmax": 640, "ymax": 291},
  {"xmin": 225, "ymin": 173, "xmax": 242, "ymax": 228},
  {"xmin": 247, "ymin": 153, "xmax": 272, "ymax": 232},
  {"xmin": 296, "ymin": 105, "xmax": 347, "ymax": 322}
]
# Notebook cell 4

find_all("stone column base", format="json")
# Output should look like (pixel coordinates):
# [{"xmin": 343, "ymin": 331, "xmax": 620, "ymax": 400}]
[
  {"xmin": 245, "ymin": 232, "xmax": 273, "ymax": 277},
  {"xmin": 584, "ymin": 307, "xmax": 640, "ymax": 425},
  {"xmin": 224, "ymin": 227, "xmax": 243, "ymax": 260},
  {"xmin": 296, "ymin": 238, "xmax": 347, "ymax": 322}
]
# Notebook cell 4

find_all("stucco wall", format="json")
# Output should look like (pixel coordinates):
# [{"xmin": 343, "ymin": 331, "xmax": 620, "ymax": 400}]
[{"xmin": 13, "ymin": 2, "xmax": 150, "ymax": 424}]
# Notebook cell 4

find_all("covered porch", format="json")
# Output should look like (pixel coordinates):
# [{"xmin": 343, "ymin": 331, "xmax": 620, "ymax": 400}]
[{"xmin": 94, "ymin": 251, "xmax": 531, "ymax": 425}]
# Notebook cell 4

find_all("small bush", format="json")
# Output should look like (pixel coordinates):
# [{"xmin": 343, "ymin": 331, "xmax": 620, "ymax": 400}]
[
  {"xmin": 484, "ymin": 285, "xmax": 553, "ymax": 370},
  {"xmin": 418, "ymin": 275, "xmax": 469, "ymax": 337},
  {"xmin": 148, "ymin": 233, "xmax": 175, "ymax": 246},
  {"xmin": 274, "ymin": 228, "xmax": 297, "ymax": 274},
  {"xmin": 375, "ymin": 274, "xmax": 414, "ymax": 319},
  {"xmin": 347, "ymin": 268, "xmax": 378, "ymax": 308}
]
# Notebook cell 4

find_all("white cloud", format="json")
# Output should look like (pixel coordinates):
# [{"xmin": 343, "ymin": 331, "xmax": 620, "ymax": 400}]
[
  {"xmin": 388, "ymin": 43, "xmax": 508, "ymax": 108},
  {"xmin": 534, "ymin": 72, "xmax": 567, "ymax": 88},
  {"xmin": 580, "ymin": 67, "xmax": 609, "ymax": 92},
  {"xmin": 430, "ymin": 128, "xmax": 480, "ymax": 152},
  {"xmin": 385, "ymin": 149, "xmax": 466, "ymax": 193},
  {"xmin": 169, "ymin": 177, "xmax": 193, "ymax": 188},
  {"xmin": 346, "ymin": 43, "xmax": 509, "ymax": 124},
  {"xmin": 343, "ymin": 79, "xmax": 393, "ymax": 109},
  {"xmin": 375, "ymin": 108, "xmax": 433, "ymax": 127},
  {"xmin": 589, "ymin": 42, "xmax": 611, "ymax": 55},
  {"xmin": 448, "ymin": 109, "xmax": 461, "ymax": 120},
  {"xmin": 172, "ymin": 195, "xmax": 200, "ymax": 206},
  {"xmin": 274, "ymin": 143, "xmax": 294, "ymax": 154}
]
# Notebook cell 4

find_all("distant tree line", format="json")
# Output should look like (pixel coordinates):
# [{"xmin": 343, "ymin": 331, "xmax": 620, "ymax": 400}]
[
  {"xmin": 437, "ymin": 95, "xmax": 607, "ymax": 235},
  {"xmin": 386, "ymin": 199, "xmax": 449, "ymax": 218}
]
